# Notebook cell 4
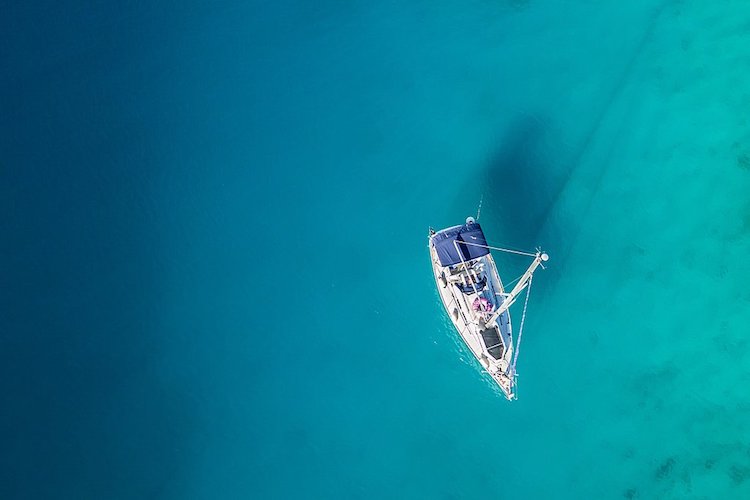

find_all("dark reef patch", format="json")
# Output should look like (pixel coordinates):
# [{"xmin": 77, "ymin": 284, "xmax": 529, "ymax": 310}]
[
  {"xmin": 737, "ymin": 152, "xmax": 750, "ymax": 170},
  {"xmin": 728, "ymin": 464, "xmax": 750, "ymax": 485},
  {"xmin": 654, "ymin": 457, "xmax": 676, "ymax": 480}
]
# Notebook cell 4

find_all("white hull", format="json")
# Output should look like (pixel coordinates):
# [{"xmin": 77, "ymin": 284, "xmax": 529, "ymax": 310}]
[{"xmin": 429, "ymin": 232, "xmax": 517, "ymax": 399}]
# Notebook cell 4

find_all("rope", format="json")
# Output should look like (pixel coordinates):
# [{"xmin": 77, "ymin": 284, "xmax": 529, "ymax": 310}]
[
  {"xmin": 503, "ymin": 273, "xmax": 525, "ymax": 290},
  {"xmin": 493, "ymin": 246, "xmax": 537, "ymax": 257},
  {"xmin": 510, "ymin": 273, "xmax": 532, "ymax": 376},
  {"xmin": 458, "ymin": 240, "xmax": 537, "ymax": 257},
  {"xmin": 476, "ymin": 195, "xmax": 483, "ymax": 221}
]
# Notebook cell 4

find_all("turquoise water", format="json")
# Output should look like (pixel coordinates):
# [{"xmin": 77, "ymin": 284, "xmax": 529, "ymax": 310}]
[{"xmin": 3, "ymin": 0, "xmax": 750, "ymax": 498}]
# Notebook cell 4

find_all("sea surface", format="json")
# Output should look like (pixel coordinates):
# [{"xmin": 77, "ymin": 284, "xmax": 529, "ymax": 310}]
[{"xmin": 3, "ymin": 1, "xmax": 750, "ymax": 498}]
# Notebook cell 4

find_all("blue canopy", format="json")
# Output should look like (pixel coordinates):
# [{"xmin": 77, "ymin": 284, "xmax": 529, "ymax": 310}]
[{"xmin": 432, "ymin": 222, "xmax": 490, "ymax": 266}]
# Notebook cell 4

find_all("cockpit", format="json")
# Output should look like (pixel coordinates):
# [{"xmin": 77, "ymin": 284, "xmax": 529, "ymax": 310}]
[{"xmin": 447, "ymin": 261, "xmax": 487, "ymax": 294}]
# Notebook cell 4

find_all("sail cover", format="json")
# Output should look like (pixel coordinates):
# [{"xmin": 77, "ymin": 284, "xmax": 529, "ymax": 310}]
[{"xmin": 432, "ymin": 222, "xmax": 490, "ymax": 266}]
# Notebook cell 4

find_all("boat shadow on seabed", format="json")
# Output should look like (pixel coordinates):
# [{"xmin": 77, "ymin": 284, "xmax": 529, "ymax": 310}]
[
  {"xmin": 479, "ymin": 118, "xmax": 558, "ymax": 245},
  {"xmin": 464, "ymin": 116, "xmax": 571, "ymax": 287}
]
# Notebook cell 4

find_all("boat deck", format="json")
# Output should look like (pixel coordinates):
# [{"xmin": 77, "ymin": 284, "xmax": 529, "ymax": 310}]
[{"xmin": 437, "ymin": 252, "xmax": 514, "ymax": 363}]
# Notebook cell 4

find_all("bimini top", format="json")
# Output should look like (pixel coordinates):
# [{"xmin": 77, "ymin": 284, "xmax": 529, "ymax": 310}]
[{"xmin": 432, "ymin": 222, "xmax": 490, "ymax": 266}]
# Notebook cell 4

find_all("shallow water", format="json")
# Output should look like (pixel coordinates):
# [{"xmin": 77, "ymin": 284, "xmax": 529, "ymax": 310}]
[{"xmin": 3, "ymin": 0, "xmax": 750, "ymax": 498}]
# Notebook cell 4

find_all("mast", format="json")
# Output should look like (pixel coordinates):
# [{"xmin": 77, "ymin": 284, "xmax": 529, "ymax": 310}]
[{"xmin": 484, "ymin": 251, "xmax": 548, "ymax": 328}]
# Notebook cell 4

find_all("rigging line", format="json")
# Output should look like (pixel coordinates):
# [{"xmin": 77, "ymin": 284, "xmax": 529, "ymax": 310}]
[
  {"xmin": 510, "ymin": 273, "xmax": 532, "ymax": 376},
  {"xmin": 457, "ymin": 240, "xmax": 537, "ymax": 257},
  {"xmin": 503, "ymin": 273, "xmax": 524, "ymax": 290}
]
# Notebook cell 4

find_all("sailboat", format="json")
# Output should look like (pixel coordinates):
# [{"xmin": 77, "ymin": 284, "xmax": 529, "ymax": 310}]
[{"xmin": 428, "ymin": 216, "xmax": 548, "ymax": 400}]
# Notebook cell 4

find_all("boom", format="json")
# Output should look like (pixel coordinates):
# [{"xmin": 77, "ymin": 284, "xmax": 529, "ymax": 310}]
[{"xmin": 484, "ymin": 251, "xmax": 548, "ymax": 328}]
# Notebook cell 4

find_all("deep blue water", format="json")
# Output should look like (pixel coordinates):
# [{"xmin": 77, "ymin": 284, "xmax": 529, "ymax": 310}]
[{"xmin": 3, "ymin": 1, "xmax": 750, "ymax": 498}]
